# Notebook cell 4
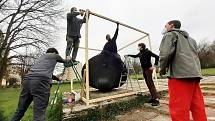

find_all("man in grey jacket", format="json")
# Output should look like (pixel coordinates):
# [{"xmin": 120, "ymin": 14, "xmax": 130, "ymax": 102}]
[
  {"xmin": 11, "ymin": 48, "xmax": 71, "ymax": 121},
  {"xmin": 159, "ymin": 20, "xmax": 207, "ymax": 121},
  {"xmin": 66, "ymin": 7, "xmax": 86, "ymax": 63}
]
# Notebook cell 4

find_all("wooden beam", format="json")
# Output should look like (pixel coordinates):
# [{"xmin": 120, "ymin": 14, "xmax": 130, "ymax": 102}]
[
  {"xmin": 85, "ymin": 9, "xmax": 90, "ymax": 106},
  {"xmin": 82, "ymin": 97, "xmax": 87, "ymax": 103},
  {"xmin": 89, "ymin": 11, "xmax": 149, "ymax": 35},
  {"xmin": 118, "ymin": 35, "xmax": 148, "ymax": 52},
  {"xmin": 88, "ymin": 91, "xmax": 140, "ymax": 103},
  {"xmin": 148, "ymin": 35, "xmax": 153, "ymax": 51},
  {"xmin": 79, "ymin": 46, "xmax": 102, "ymax": 52}
]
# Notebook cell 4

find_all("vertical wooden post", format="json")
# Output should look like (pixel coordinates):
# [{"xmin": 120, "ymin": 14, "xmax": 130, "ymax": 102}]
[
  {"xmin": 67, "ymin": 67, "xmax": 73, "ymax": 92},
  {"xmin": 70, "ymin": 79, "xmax": 73, "ymax": 92},
  {"xmin": 85, "ymin": 9, "xmax": 90, "ymax": 106},
  {"xmin": 81, "ymin": 69, "xmax": 86, "ymax": 98},
  {"xmin": 148, "ymin": 35, "xmax": 152, "ymax": 51}
]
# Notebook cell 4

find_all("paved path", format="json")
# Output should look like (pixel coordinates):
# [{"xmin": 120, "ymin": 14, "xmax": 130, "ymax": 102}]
[{"xmin": 116, "ymin": 76, "xmax": 215, "ymax": 121}]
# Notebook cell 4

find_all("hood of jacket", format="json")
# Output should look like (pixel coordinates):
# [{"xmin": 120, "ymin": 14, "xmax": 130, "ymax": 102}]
[{"xmin": 170, "ymin": 29, "xmax": 189, "ymax": 38}]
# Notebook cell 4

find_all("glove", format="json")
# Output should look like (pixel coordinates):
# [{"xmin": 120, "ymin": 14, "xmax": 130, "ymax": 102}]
[
  {"xmin": 116, "ymin": 22, "xmax": 119, "ymax": 28},
  {"xmin": 79, "ymin": 9, "xmax": 85, "ymax": 12}
]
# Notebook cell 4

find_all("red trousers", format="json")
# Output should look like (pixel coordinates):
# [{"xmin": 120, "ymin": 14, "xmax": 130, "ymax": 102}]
[{"xmin": 168, "ymin": 78, "xmax": 207, "ymax": 121}]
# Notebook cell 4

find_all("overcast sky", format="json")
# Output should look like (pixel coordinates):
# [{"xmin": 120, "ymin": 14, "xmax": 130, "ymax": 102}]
[{"xmin": 54, "ymin": 0, "xmax": 215, "ymax": 62}]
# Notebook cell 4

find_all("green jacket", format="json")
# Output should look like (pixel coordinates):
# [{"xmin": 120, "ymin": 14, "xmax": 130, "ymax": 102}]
[{"xmin": 159, "ymin": 29, "xmax": 202, "ymax": 79}]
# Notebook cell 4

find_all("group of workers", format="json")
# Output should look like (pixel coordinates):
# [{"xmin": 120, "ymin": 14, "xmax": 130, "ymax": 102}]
[{"xmin": 11, "ymin": 7, "xmax": 207, "ymax": 121}]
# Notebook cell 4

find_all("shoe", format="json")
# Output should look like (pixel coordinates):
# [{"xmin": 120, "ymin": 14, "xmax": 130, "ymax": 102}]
[{"xmin": 151, "ymin": 99, "xmax": 160, "ymax": 106}]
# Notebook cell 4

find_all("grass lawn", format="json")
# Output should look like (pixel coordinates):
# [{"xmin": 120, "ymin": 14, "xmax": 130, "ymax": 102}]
[
  {"xmin": 201, "ymin": 68, "xmax": 215, "ymax": 76},
  {"xmin": 0, "ymin": 82, "xmax": 81, "ymax": 121},
  {"xmin": 130, "ymin": 68, "xmax": 215, "ymax": 79}
]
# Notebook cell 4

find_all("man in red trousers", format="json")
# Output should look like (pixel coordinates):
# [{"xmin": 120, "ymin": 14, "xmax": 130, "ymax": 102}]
[{"xmin": 159, "ymin": 20, "xmax": 207, "ymax": 121}]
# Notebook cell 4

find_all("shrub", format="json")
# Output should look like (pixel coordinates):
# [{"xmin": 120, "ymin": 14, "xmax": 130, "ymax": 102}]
[
  {"xmin": 7, "ymin": 77, "xmax": 18, "ymax": 87},
  {"xmin": 47, "ymin": 94, "xmax": 63, "ymax": 121},
  {"xmin": 69, "ymin": 90, "xmax": 168, "ymax": 121}
]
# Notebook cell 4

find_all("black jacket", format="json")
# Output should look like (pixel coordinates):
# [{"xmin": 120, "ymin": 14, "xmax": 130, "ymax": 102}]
[
  {"xmin": 103, "ymin": 27, "xmax": 119, "ymax": 53},
  {"xmin": 67, "ymin": 12, "xmax": 86, "ymax": 38},
  {"xmin": 128, "ymin": 49, "xmax": 159, "ymax": 69}
]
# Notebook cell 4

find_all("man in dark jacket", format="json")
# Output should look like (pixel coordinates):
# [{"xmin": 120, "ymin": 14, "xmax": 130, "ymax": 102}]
[
  {"xmin": 127, "ymin": 43, "xmax": 160, "ymax": 106},
  {"xmin": 103, "ymin": 23, "xmax": 119, "ymax": 53},
  {"xmin": 11, "ymin": 48, "xmax": 71, "ymax": 121},
  {"xmin": 66, "ymin": 7, "xmax": 86, "ymax": 62},
  {"xmin": 159, "ymin": 20, "xmax": 207, "ymax": 121}
]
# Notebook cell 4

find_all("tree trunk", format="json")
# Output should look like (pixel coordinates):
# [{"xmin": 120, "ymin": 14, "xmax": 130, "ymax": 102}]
[
  {"xmin": 0, "ymin": 47, "xmax": 9, "ymax": 86},
  {"xmin": 0, "ymin": 58, "xmax": 7, "ymax": 86}
]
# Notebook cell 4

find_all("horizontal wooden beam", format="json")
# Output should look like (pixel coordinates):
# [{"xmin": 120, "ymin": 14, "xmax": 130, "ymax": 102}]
[
  {"xmin": 118, "ymin": 35, "xmax": 148, "ymax": 52},
  {"xmin": 79, "ymin": 46, "xmax": 102, "ymax": 52},
  {"xmin": 88, "ymin": 91, "xmax": 139, "ymax": 104},
  {"xmin": 89, "ymin": 11, "xmax": 149, "ymax": 35}
]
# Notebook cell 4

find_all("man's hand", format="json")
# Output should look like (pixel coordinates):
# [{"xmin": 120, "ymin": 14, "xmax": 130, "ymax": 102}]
[
  {"xmin": 58, "ymin": 76, "xmax": 62, "ymax": 81},
  {"xmin": 79, "ymin": 9, "xmax": 85, "ymax": 12},
  {"xmin": 80, "ymin": 11, "xmax": 84, "ymax": 16},
  {"xmin": 66, "ymin": 56, "xmax": 72, "ymax": 61},
  {"xmin": 116, "ymin": 22, "xmax": 119, "ymax": 28},
  {"xmin": 149, "ymin": 67, "xmax": 154, "ymax": 71}
]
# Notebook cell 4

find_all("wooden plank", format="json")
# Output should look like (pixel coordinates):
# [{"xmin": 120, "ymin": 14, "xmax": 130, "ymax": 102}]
[
  {"xmin": 85, "ymin": 9, "xmax": 90, "ymax": 106},
  {"xmin": 82, "ymin": 97, "xmax": 87, "ymax": 103},
  {"xmin": 89, "ymin": 11, "xmax": 149, "ymax": 35},
  {"xmin": 118, "ymin": 35, "xmax": 148, "ymax": 52},
  {"xmin": 88, "ymin": 91, "xmax": 139, "ymax": 103},
  {"xmin": 148, "ymin": 35, "xmax": 153, "ymax": 52},
  {"xmin": 79, "ymin": 46, "xmax": 102, "ymax": 52},
  {"xmin": 81, "ymin": 69, "xmax": 86, "ymax": 97}
]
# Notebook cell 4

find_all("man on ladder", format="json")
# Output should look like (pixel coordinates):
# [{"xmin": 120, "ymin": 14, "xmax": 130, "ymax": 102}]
[
  {"xmin": 63, "ymin": 7, "xmax": 86, "ymax": 88},
  {"xmin": 65, "ymin": 7, "xmax": 86, "ymax": 64}
]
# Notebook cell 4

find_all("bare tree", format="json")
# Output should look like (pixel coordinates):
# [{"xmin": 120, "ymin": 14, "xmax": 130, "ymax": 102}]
[
  {"xmin": 0, "ymin": 0, "xmax": 64, "ymax": 84},
  {"xmin": 132, "ymin": 59, "xmax": 142, "ymax": 74},
  {"xmin": 9, "ymin": 52, "xmax": 38, "ymax": 82},
  {"xmin": 211, "ymin": 40, "xmax": 215, "ymax": 52},
  {"xmin": 197, "ymin": 40, "xmax": 215, "ymax": 69}
]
